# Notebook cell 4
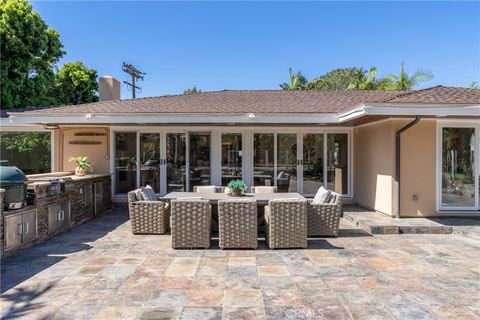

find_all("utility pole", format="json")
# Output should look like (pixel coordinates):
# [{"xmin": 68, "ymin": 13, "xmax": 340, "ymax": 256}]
[{"xmin": 122, "ymin": 63, "xmax": 145, "ymax": 99}]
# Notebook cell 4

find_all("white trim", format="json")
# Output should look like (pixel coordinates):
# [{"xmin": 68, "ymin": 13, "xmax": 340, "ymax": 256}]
[
  {"xmin": 436, "ymin": 121, "xmax": 479, "ymax": 212},
  {"xmin": 8, "ymin": 103, "xmax": 479, "ymax": 126},
  {"xmin": 50, "ymin": 131, "xmax": 55, "ymax": 172}
]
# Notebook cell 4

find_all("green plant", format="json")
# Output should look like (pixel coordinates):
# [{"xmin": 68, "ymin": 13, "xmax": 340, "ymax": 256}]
[
  {"xmin": 68, "ymin": 156, "xmax": 93, "ymax": 172},
  {"xmin": 227, "ymin": 179, "xmax": 246, "ymax": 191}
]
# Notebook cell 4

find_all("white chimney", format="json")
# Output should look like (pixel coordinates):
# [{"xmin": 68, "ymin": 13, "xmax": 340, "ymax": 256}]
[{"xmin": 99, "ymin": 75, "xmax": 121, "ymax": 101}]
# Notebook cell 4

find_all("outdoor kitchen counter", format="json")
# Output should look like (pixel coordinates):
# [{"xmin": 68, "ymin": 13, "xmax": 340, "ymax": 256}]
[{"xmin": 1, "ymin": 173, "xmax": 112, "ymax": 257}]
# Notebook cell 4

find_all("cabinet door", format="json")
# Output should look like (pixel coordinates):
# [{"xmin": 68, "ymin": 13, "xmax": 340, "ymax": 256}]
[
  {"xmin": 60, "ymin": 200, "xmax": 71, "ymax": 228},
  {"xmin": 4, "ymin": 214, "xmax": 23, "ymax": 249},
  {"xmin": 22, "ymin": 210, "xmax": 37, "ymax": 243},
  {"xmin": 48, "ymin": 203, "xmax": 61, "ymax": 233}
]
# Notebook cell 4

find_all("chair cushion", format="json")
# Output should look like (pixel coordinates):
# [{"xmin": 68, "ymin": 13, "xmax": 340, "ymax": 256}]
[
  {"xmin": 253, "ymin": 186, "xmax": 276, "ymax": 194},
  {"xmin": 141, "ymin": 185, "xmax": 156, "ymax": 201},
  {"xmin": 195, "ymin": 186, "xmax": 217, "ymax": 193},
  {"xmin": 134, "ymin": 189, "xmax": 143, "ymax": 201},
  {"xmin": 223, "ymin": 187, "xmax": 231, "ymax": 194},
  {"xmin": 328, "ymin": 193, "xmax": 339, "ymax": 204},
  {"xmin": 313, "ymin": 186, "xmax": 331, "ymax": 204}
]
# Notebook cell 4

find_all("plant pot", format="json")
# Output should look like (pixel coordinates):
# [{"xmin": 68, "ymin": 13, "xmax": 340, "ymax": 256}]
[
  {"xmin": 228, "ymin": 189, "xmax": 243, "ymax": 197},
  {"xmin": 75, "ymin": 167, "xmax": 86, "ymax": 176}
]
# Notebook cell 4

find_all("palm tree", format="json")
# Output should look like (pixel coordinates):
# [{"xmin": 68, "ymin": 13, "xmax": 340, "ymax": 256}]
[
  {"xmin": 347, "ymin": 67, "xmax": 378, "ymax": 90},
  {"xmin": 183, "ymin": 86, "xmax": 202, "ymax": 94},
  {"xmin": 279, "ymin": 68, "xmax": 307, "ymax": 90},
  {"xmin": 387, "ymin": 62, "xmax": 433, "ymax": 90}
]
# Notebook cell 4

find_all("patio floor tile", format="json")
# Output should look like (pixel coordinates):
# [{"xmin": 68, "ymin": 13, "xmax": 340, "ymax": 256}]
[
  {"xmin": 1, "ymin": 208, "xmax": 478, "ymax": 320},
  {"xmin": 179, "ymin": 307, "xmax": 223, "ymax": 320},
  {"xmin": 186, "ymin": 289, "xmax": 224, "ymax": 306},
  {"xmin": 224, "ymin": 290, "xmax": 263, "ymax": 307},
  {"xmin": 257, "ymin": 266, "xmax": 289, "ymax": 277}
]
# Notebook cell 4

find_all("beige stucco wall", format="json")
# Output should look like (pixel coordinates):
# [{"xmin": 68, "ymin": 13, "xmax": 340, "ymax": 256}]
[
  {"xmin": 354, "ymin": 119, "xmax": 438, "ymax": 217},
  {"xmin": 354, "ymin": 120, "xmax": 397, "ymax": 216},
  {"xmin": 394, "ymin": 119, "xmax": 437, "ymax": 217},
  {"xmin": 60, "ymin": 128, "xmax": 110, "ymax": 173}
]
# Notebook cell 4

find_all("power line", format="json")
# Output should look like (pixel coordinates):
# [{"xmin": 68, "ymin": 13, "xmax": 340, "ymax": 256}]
[{"xmin": 122, "ymin": 62, "xmax": 146, "ymax": 99}]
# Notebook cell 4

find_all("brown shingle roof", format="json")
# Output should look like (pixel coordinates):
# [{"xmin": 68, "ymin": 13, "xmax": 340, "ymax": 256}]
[
  {"xmin": 382, "ymin": 86, "xmax": 480, "ymax": 104},
  {"xmin": 7, "ymin": 86, "xmax": 480, "ymax": 116}
]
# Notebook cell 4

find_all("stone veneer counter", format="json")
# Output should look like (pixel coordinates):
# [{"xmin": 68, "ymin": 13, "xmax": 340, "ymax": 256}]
[{"xmin": 1, "ymin": 173, "xmax": 112, "ymax": 257}]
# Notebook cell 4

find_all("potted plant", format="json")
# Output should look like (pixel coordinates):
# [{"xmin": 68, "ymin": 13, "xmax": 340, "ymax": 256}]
[
  {"xmin": 227, "ymin": 179, "xmax": 246, "ymax": 197},
  {"xmin": 68, "ymin": 156, "xmax": 93, "ymax": 176}
]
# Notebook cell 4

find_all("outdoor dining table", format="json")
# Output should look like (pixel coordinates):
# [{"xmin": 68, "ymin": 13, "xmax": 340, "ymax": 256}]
[
  {"xmin": 160, "ymin": 192, "xmax": 305, "ymax": 205},
  {"xmin": 160, "ymin": 192, "xmax": 306, "ymax": 230}
]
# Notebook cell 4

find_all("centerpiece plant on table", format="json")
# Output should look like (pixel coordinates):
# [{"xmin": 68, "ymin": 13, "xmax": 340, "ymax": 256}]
[{"xmin": 227, "ymin": 179, "xmax": 246, "ymax": 197}]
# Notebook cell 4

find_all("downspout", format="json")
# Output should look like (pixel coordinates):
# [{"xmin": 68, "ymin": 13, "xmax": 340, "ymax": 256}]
[{"xmin": 395, "ymin": 115, "xmax": 421, "ymax": 219}]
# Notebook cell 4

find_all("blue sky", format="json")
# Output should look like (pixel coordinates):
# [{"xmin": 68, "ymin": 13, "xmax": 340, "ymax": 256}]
[{"xmin": 32, "ymin": 1, "xmax": 480, "ymax": 98}]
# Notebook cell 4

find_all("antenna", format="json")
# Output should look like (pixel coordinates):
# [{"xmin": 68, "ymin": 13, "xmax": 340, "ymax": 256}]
[{"xmin": 122, "ymin": 62, "xmax": 146, "ymax": 99}]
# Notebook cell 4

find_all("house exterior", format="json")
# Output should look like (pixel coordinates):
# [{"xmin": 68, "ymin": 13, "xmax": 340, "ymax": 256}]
[{"xmin": 2, "ymin": 84, "xmax": 479, "ymax": 218}]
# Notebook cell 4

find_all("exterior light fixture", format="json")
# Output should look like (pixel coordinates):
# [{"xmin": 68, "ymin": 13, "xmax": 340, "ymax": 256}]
[
  {"xmin": 248, "ymin": 113, "xmax": 255, "ymax": 119},
  {"xmin": 85, "ymin": 113, "xmax": 94, "ymax": 120}
]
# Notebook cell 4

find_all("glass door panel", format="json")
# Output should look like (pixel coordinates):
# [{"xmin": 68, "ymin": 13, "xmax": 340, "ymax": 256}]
[
  {"xmin": 277, "ymin": 133, "xmax": 297, "ymax": 192},
  {"xmin": 139, "ymin": 133, "xmax": 160, "ymax": 193},
  {"xmin": 441, "ymin": 127, "xmax": 476, "ymax": 208},
  {"xmin": 189, "ymin": 132, "xmax": 211, "ymax": 191},
  {"xmin": 166, "ymin": 133, "xmax": 186, "ymax": 192},
  {"xmin": 253, "ymin": 133, "xmax": 275, "ymax": 186},
  {"xmin": 114, "ymin": 132, "xmax": 137, "ymax": 194},
  {"xmin": 221, "ymin": 133, "xmax": 242, "ymax": 186},
  {"xmin": 327, "ymin": 133, "xmax": 348, "ymax": 195},
  {"xmin": 303, "ymin": 134, "xmax": 324, "ymax": 195}
]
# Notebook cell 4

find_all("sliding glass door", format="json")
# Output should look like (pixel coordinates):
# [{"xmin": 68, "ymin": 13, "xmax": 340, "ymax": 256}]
[
  {"xmin": 113, "ymin": 129, "xmax": 350, "ymax": 198},
  {"xmin": 439, "ymin": 125, "xmax": 479, "ymax": 210},
  {"xmin": 114, "ymin": 132, "xmax": 137, "ymax": 194},
  {"xmin": 277, "ymin": 134, "xmax": 298, "ymax": 192},
  {"xmin": 252, "ymin": 131, "xmax": 350, "ymax": 196},
  {"xmin": 166, "ymin": 133, "xmax": 186, "ymax": 192},
  {"xmin": 302, "ymin": 134, "xmax": 324, "ymax": 196},
  {"xmin": 139, "ymin": 133, "xmax": 161, "ymax": 192},
  {"xmin": 188, "ymin": 132, "xmax": 211, "ymax": 191},
  {"xmin": 221, "ymin": 133, "xmax": 243, "ymax": 186}
]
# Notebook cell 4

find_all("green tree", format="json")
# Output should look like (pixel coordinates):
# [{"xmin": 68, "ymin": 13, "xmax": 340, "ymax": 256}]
[
  {"xmin": 386, "ymin": 62, "xmax": 433, "ymax": 90},
  {"xmin": 304, "ymin": 67, "xmax": 365, "ymax": 90},
  {"xmin": 53, "ymin": 62, "xmax": 98, "ymax": 105},
  {"xmin": 279, "ymin": 67, "xmax": 307, "ymax": 90},
  {"xmin": 347, "ymin": 67, "xmax": 379, "ymax": 90},
  {"xmin": 0, "ymin": 0, "xmax": 64, "ymax": 108},
  {"xmin": 183, "ymin": 86, "xmax": 202, "ymax": 94},
  {"xmin": 469, "ymin": 81, "xmax": 479, "ymax": 89}
]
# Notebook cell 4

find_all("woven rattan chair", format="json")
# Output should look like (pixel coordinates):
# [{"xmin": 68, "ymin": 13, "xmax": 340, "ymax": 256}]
[
  {"xmin": 218, "ymin": 199, "xmax": 258, "ymax": 249},
  {"xmin": 170, "ymin": 199, "xmax": 211, "ymax": 249},
  {"xmin": 250, "ymin": 186, "xmax": 278, "ymax": 193},
  {"xmin": 264, "ymin": 199, "xmax": 308, "ymax": 249},
  {"xmin": 127, "ymin": 190, "xmax": 170, "ymax": 234},
  {"xmin": 193, "ymin": 185, "xmax": 221, "ymax": 193},
  {"xmin": 307, "ymin": 192, "xmax": 342, "ymax": 237}
]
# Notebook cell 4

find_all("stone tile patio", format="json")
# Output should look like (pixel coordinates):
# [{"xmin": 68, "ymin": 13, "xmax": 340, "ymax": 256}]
[{"xmin": 1, "ymin": 207, "xmax": 479, "ymax": 320}]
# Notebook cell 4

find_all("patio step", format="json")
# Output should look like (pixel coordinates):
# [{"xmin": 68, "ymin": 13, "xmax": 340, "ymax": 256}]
[
  {"xmin": 343, "ymin": 208, "xmax": 480, "ymax": 239},
  {"xmin": 343, "ymin": 210, "xmax": 453, "ymax": 235}
]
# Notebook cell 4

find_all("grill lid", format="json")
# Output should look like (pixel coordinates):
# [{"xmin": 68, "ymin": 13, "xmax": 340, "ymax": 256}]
[{"xmin": 0, "ymin": 166, "xmax": 27, "ymax": 184}]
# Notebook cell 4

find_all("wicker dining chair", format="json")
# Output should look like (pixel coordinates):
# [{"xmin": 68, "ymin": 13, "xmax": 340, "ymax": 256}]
[
  {"xmin": 250, "ymin": 186, "xmax": 278, "ymax": 193},
  {"xmin": 170, "ymin": 198, "xmax": 211, "ymax": 249},
  {"xmin": 127, "ymin": 189, "xmax": 170, "ymax": 234},
  {"xmin": 193, "ymin": 185, "xmax": 221, "ymax": 193},
  {"xmin": 218, "ymin": 199, "xmax": 258, "ymax": 249},
  {"xmin": 264, "ymin": 199, "xmax": 308, "ymax": 249},
  {"xmin": 307, "ymin": 192, "xmax": 342, "ymax": 237}
]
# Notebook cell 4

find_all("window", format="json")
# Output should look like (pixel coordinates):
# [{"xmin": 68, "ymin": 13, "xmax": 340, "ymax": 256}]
[
  {"xmin": 114, "ymin": 132, "xmax": 137, "ymax": 194},
  {"xmin": 0, "ymin": 132, "xmax": 51, "ymax": 174},
  {"xmin": 221, "ymin": 133, "xmax": 242, "ymax": 186},
  {"xmin": 440, "ymin": 127, "xmax": 477, "ymax": 208}
]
